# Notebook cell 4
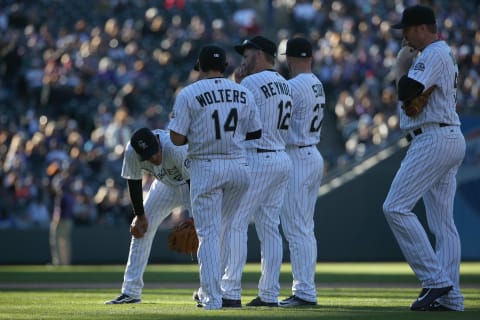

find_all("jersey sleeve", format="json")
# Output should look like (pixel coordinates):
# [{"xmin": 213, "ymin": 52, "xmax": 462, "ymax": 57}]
[
  {"xmin": 409, "ymin": 49, "xmax": 441, "ymax": 89},
  {"xmin": 246, "ymin": 90, "xmax": 262, "ymax": 133},
  {"xmin": 168, "ymin": 91, "xmax": 191, "ymax": 136},
  {"xmin": 290, "ymin": 82, "xmax": 307, "ymax": 122},
  {"xmin": 169, "ymin": 143, "xmax": 190, "ymax": 180},
  {"xmin": 121, "ymin": 144, "xmax": 143, "ymax": 180}
]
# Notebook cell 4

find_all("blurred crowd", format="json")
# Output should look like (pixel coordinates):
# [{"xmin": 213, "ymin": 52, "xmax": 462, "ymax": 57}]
[{"xmin": 1, "ymin": 0, "xmax": 479, "ymax": 230}]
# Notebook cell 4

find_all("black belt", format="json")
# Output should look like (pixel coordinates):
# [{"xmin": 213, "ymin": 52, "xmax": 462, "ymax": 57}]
[
  {"xmin": 257, "ymin": 148, "xmax": 277, "ymax": 153},
  {"xmin": 406, "ymin": 123, "xmax": 450, "ymax": 142},
  {"xmin": 298, "ymin": 144, "xmax": 314, "ymax": 148}
]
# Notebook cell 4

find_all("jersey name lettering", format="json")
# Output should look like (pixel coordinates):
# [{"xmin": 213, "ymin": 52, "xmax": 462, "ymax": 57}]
[
  {"xmin": 195, "ymin": 89, "xmax": 247, "ymax": 107},
  {"xmin": 260, "ymin": 81, "xmax": 291, "ymax": 98}
]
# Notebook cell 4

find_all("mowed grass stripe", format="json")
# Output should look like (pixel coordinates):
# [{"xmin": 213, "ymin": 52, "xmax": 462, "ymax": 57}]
[
  {"xmin": 0, "ymin": 288, "xmax": 479, "ymax": 320},
  {"xmin": 1, "ymin": 262, "xmax": 479, "ymax": 285}
]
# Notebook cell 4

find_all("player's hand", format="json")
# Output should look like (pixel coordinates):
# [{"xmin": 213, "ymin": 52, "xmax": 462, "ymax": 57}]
[
  {"xmin": 234, "ymin": 66, "xmax": 247, "ymax": 83},
  {"xmin": 130, "ymin": 215, "xmax": 148, "ymax": 238},
  {"xmin": 395, "ymin": 40, "xmax": 418, "ymax": 83}
]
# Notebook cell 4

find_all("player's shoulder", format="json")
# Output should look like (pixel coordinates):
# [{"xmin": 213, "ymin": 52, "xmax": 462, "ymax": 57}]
[
  {"xmin": 123, "ymin": 142, "xmax": 140, "ymax": 163},
  {"xmin": 422, "ymin": 40, "xmax": 451, "ymax": 58}
]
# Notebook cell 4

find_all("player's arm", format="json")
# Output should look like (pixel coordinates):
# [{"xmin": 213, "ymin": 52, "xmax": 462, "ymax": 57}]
[
  {"xmin": 397, "ymin": 76, "xmax": 425, "ymax": 102},
  {"xmin": 170, "ymin": 130, "xmax": 188, "ymax": 145},
  {"xmin": 127, "ymin": 179, "xmax": 148, "ymax": 238},
  {"xmin": 244, "ymin": 89, "xmax": 262, "ymax": 140}
]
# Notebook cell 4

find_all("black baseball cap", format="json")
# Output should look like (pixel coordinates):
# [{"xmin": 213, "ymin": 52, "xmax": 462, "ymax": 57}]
[
  {"xmin": 391, "ymin": 5, "xmax": 436, "ymax": 29},
  {"xmin": 282, "ymin": 37, "xmax": 312, "ymax": 57},
  {"xmin": 194, "ymin": 44, "xmax": 227, "ymax": 71},
  {"xmin": 234, "ymin": 36, "xmax": 277, "ymax": 57},
  {"xmin": 130, "ymin": 127, "xmax": 159, "ymax": 161}
]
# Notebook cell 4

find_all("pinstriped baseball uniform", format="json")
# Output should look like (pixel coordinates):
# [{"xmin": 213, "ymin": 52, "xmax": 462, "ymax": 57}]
[
  {"xmin": 281, "ymin": 73, "xmax": 325, "ymax": 303},
  {"xmin": 168, "ymin": 77, "xmax": 262, "ymax": 309},
  {"xmin": 383, "ymin": 40, "xmax": 465, "ymax": 310},
  {"xmin": 227, "ymin": 69, "xmax": 293, "ymax": 304},
  {"xmin": 120, "ymin": 129, "xmax": 191, "ymax": 299}
]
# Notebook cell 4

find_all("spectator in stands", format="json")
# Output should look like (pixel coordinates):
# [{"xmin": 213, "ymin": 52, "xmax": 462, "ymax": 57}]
[
  {"xmin": 48, "ymin": 163, "xmax": 75, "ymax": 265},
  {"xmin": 0, "ymin": 0, "xmax": 477, "ymax": 231}
]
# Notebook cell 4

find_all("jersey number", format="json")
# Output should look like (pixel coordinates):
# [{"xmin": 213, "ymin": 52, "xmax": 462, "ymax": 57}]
[
  {"xmin": 309, "ymin": 103, "xmax": 324, "ymax": 132},
  {"xmin": 212, "ymin": 109, "xmax": 238, "ymax": 139},
  {"xmin": 277, "ymin": 100, "xmax": 291, "ymax": 130}
]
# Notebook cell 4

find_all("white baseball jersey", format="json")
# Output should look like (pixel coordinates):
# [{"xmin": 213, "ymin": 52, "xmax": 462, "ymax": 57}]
[
  {"xmin": 222, "ymin": 70, "xmax": 293, "ymax": 304},
  {"xmin": 241, "ymin": 70, "xmax": 290, "ymax": 151},
  {"xmin": 383, "ymin": 39, "xmax": 465, "ymax": 310},
  {"xmin": 399, "ymin": 40, "xmax": 461, "ymax": 131},
  {"xmin": 169, "ymin": 78, "xmax": 262, "ymax": 160},
  {"xmin": 168, "ymin": 77, "xmax": 262, "ymax": 309},
  {"xmin": 280, "ymin": 72, "xmax": 325, "ymax": 303},
  {"xmin": 120, "ymin": 129, "xmax": 191, "ymax": 299}
]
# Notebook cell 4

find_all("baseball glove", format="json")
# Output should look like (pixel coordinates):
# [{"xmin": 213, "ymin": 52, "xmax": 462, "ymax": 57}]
[
  {"xmin": 167, "ymin": 217, "xmax": 198, "ymax": 255},
  {"xmin": 402, "ymin": 85, "xmax": 437, "ymax": 117}
]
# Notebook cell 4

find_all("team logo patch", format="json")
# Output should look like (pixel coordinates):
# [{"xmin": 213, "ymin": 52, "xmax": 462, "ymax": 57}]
[
  {"xmin": 184, "ymin": 158, "xmax": 191, "ymax": 169},
  {"xmin": 413, "ymin": 62, "xmax": 425, "ymax": 71}
]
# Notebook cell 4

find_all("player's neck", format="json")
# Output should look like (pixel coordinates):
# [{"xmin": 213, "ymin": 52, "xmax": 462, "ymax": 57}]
[
  {"xmin": 290, "ymin": 66, "xmax": 311, "ymax": 77},
  {"xmin": 201, "ymin": 71, "xmax": 224, "ymax": 79}
]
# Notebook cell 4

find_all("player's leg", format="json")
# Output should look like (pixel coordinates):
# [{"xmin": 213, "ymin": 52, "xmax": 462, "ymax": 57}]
[
  {"xmin": 383, "ymin": 135, "xmax": 453, "ymax": 288},
  {"xmin": 253, "ymin": 152, "xmax": 292, "ymax": 303},
  {"xmin": 219, "ymin": 159, "xmax": 250, "ymax": 301},
  {"xmin": 120, "ymin": 181, "xmax": 190, "ymax": 300},
  {"xmin": 189, "ymin": 159, "xmax": 224, "ymax": 310},
  {"xmin": 281, "ymin": 148, "xmax": 323, "ymax": 303},
  {"xmin": 422, "ymin": 133, "xmax": 466, "ymax": 311}
]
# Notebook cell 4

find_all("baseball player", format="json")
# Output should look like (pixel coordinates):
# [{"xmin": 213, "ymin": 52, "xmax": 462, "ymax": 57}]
[
  {"xmin": 230, "ymin": 36, "xmax": 293, "ymax": 307},
  {"xmin": 384, "ymin": 5, "xmax": 466, "ymax": 311},
  {"xmin": 105, "ymin": 127, "xmax": 191, "ymax": 304},
  {"xmin": 278, "ymin": 37, "xmax": 324, "ymax": 307},
  {"xmin": 168, "ymin": 44, "xmax": 262, "ymax": 310}
]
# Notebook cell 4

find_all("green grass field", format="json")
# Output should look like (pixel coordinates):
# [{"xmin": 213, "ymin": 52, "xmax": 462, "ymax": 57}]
[{"xmin": 0, "ymin": 262, "xmax": 479, "ymax": 319}]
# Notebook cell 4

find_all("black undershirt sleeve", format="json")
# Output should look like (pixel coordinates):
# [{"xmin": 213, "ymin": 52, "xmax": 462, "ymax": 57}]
[
  {"xmin": 398, "ymin": 76, "xmax": 425, "ymax": 102},
  {"xmin": 245, "ymin": 129, "xmax": 262, "ymax": 141},
  {"xmin": 127, "ymin": 179, "xmax": 145, "ymax": 216}
]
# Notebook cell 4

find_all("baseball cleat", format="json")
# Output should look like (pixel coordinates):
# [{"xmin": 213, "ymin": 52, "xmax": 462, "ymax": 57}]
[
  {"xmin": 222, "ymin": 298, "xmax": 242, "ymax": 308},
  {"xmin": 279, "ymin": 295, "xmax": 317, "ymax": 307},
  {"xmin": 104, "ymin": 293, "xmax": 141, "ymax": 304},
  {"xmin": 410, "ymin": 286, "xmax": 453, "ymax": 311},
  {"xmin": 427, "ymin": 301, "xmax": 456, "ymax": 311},
  {"xmin": 193, "ymin": 291, "xmax": 203, "ymax": 308},
  {"xmin": 246, "ymin": 296, "xmax": 278, "ymax": 307}
]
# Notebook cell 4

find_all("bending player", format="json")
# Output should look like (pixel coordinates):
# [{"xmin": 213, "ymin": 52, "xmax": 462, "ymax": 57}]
[{"xmin": 105, "ymin": 127, "xmax": 191, "ymax": 304}]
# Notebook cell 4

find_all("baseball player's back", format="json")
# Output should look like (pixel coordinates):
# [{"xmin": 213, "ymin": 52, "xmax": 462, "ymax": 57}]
[
  {"xmin": 226, "ymin": 36, "xmax": 293, "ymax": 307},
  {"xmin": 170, "ymin": 78, "xmax": 260, "ymax": 159},
  {"xmin": 169, "ymin": 44, "xmax": 262, "ymax": 310},
  {"xmin": 241, "ymin": 70, "xmax": 292, "ymax": 151},
  {"xmin": 278, "ymin": 37, "xmax": 325, "ymax": 307},
  {"xmin": 384, "ymin": 5, "xmax": 466, "ymax": 312}
]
